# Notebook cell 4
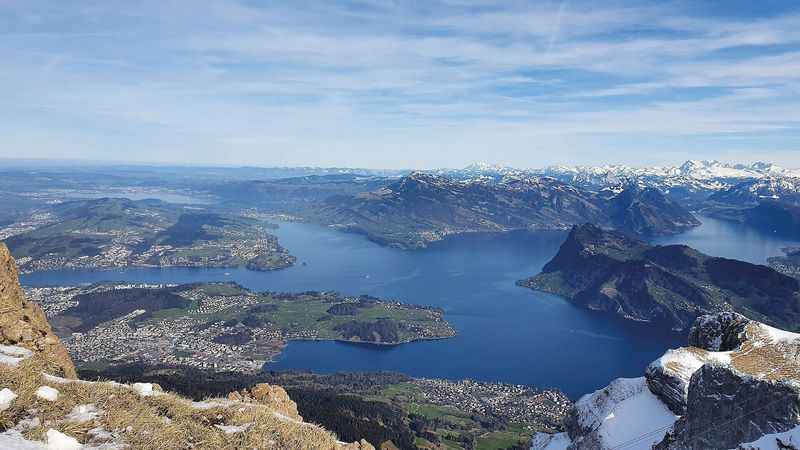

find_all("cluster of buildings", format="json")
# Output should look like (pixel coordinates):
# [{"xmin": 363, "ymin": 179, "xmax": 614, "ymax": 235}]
[
  {"xmin": 27, "ymin": 284, "xmax": 285, "ymax": 373},
  {"xmin": 0, "ymin": 212, "xmax": 55, "ymax": 241},
  {"xmin": 413, "ymin": 378, "xmax": 571, "ymax": 432}
]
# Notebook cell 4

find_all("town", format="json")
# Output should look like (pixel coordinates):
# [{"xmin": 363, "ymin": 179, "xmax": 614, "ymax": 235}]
[{"xmin": 412, "ymin": 378, "xmax": 571, "ymax": 433}]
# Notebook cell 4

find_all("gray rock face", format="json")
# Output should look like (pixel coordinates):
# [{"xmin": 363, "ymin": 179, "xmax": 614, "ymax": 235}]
[
  {"xmin": 645, "ymin": 356, "xmax": 692, "ymax": 415},
  {"xmin": 655, "ymin": 364, "xmax": 800, "ymax": 450},
  {"xmin": 688, "ymin": 312, "xmax": 751, "ymax": 351}
]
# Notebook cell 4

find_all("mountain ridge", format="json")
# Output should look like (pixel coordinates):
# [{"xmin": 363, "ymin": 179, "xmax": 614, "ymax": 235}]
[
  {"xmin": 519, "ymin": 224, "xmax": 800, "ymax": 331},
  {"xmin": 319, "ymin": 172, "xmax": 699, "ymax": 249}
]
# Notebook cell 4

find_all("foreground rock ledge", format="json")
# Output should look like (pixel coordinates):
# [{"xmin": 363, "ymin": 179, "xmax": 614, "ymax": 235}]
[{"xmin": 532, "ymin": 311, "xmax": 800, "ymax": 450}]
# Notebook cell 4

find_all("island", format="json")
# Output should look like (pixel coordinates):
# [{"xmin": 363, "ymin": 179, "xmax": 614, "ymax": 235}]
[
  {"xmin": 518, "ymin": 223, "xmax": 800, "ymax": 332},
  {"xmin": 26, "ymin": 282, "xmax": 456, "ymax": 374},
  {"xmin": 4, "ymin": 197, "xmax": 296, "ymax": 273}
]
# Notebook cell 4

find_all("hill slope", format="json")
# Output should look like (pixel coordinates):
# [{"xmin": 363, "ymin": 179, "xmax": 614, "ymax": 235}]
[
  {"xmin": 519, "ymin": 224, "xmax": 800, "ymax": 331},
  {"xmin": 4, "ymin": 198, "xmax": 295, "ymax": 273}
]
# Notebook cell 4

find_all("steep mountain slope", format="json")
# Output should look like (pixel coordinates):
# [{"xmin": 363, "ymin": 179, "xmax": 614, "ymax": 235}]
[
  {"xmin": 318, "ymin": 173, "xmax": 698, "ymax": 249},
  {"xmin": 741, "ymin": 201, "xmax": 800, "ymax": 237},
  {"xmin": 532, "ymin": 312, "xmax": 800, "ymax": 450},
  {"xmin": 606, "ymin": 186, "xmax": 700, "ymax": 236},
  {"xmin": 519, "ymin": 224, "xmax": 800, "ymax": 331},
  {"xmin": 0, "ymin": 243, "xmax": 373, "ymax": 450},
  {"xmin": 0, "ymin": 245, "xmax": 76, "ymax": 379}
]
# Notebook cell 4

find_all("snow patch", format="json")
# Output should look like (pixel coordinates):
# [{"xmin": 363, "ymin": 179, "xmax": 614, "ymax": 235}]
[
  {"xmin": 65, "ymin": 404, "xmax": 100, "ymax": 423},
  {"xmin": 0, "ymin": 430, "xmax": 48, "ymax": 450},
  {"xmin": 760, "ymin": 323, "xmax": 800, "ymax": 343},
  {"xmin": 215, "ymin": 423, "xmax": 252, "ymax": 434},
  {"xmin": 0, "ymin": 345, "xmax": 34, "ymax": 358},
  {"xmin": 530, "ymin": 431, "xmax": 571, "ymax": 450},
  {"xmin": 572, "ymin": 377, "xmax": 677, "ymax": 450},
  {"xmin": 45, "ymin": 429, "xmax": 81, "ymax": 450},
  {"xmin": 706, "ymin": 351, "xmax": 732, "ymax": 365},
  {"xmin": 131, "ymin": 383, "xmax": 156, "ymax": 397},
  {"xmin": 35, "ymin": 386, "xmax": 59, "ymax": 402},
  {"xmin": 0, "ymin": 388, "xmax": 18, "ymax": 410},
  {"xmin": 0, "ymin": 345, "xmax": 33, "ymax": 368},
  {"xmin": 736, "ymin": 424, "xmax": 800, "ymax": 449},
  {"xmin": 190, "ymin": 400, "xmax": 235, "ymax": 410}
]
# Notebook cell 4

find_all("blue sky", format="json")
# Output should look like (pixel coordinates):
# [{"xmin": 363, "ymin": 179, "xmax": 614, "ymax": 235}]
[{"xmin": 2, "ymin": 0, "xmax": 800, "ymax": 169}]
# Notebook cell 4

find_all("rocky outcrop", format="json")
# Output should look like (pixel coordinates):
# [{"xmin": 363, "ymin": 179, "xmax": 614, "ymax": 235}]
[
  {"xmin": 656, "ymin": 364, "xmax": 800, "ymax": 450},
  {"xmin": 645, "ymin": 347, "xmax": 706, "ymax": 415},
  {"xmin": 687, "ymin": 311, "xmax": 751, "ymax": 351},
  {"xmin": 228, "ymin": 383, "xmax": 302, "ymax": 421},
  {"xmin": 0, "ymin": 243, "xmax": 76, "ymax": 378},
  {"xmin": 532, "ymin": 312, "xmax": 800, "ymax": 450}
]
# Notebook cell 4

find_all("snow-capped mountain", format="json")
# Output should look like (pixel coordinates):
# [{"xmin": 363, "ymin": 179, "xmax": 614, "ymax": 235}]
[
  {"xmin": 441, "ymin": 160, "xmax": 800, "ymax": 205},
  {"xmin": 540, "ymin": 160, "xmax": 799, "ymax": 184},
  {"xmin": 710, "ymin": 176, "xmax": 800, "ymax": 205}
]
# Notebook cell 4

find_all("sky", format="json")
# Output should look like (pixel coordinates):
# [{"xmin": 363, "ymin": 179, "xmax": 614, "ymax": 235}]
[{"xmin": 2, "ymin": 0, "xmax": 800, "ymax": 169}]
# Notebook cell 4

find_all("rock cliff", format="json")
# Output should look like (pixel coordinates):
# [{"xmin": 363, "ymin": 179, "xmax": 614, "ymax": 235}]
[{"xmin": 0, "ymin": 244, "xmax": 76, "ymax": 379}]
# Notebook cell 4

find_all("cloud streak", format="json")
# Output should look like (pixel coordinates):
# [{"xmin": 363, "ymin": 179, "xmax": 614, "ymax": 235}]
[{"xmin": 1, "ymin": 0, "xmax": 799, "ymax": 168}]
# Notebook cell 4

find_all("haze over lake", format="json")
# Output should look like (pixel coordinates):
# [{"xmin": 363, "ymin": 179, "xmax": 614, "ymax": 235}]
[{"xmin": 21, "ymin": 216, "xmax": 798, "ymax": 398}]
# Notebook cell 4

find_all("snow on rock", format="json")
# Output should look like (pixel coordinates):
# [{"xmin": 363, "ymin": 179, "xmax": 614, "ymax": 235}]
[
  {"xmin": 45, "ymin": 429, "xmax": 81, "ymax": 450},
  {"xmin": 759, "ymin": 323, "xmax": 800, "ymax": 343},
  {"xmin": 130, "ymin": 383, "xmax": 157, "ymax": 397},
  {"xmin": 737, "ymin": 424, "xmax": 800, "ymax": 449},
  {"xmin": 191, "ymin": 400, "xmax": 235, "ymax": 410},
  {"xmin": 566, "ymin": 377, "xmax": 677, "ymax": 450},
  {"xmin": 645, "ymin": 347, "xmax": 707, "ymax": 414},
  {"xmin": 65, "ymin": 404, "xmax": 100, "ymax": 423},
  {"xmin": 530, "ymin": 431, "xmax": 571, "ymax": 450},
  {"xmin": 0, "ymin": 345, "xmax": 33, "ymax": 368},
  {"xmin": 0, "ymin": 430, "xmax": 48, "ymax": 450},
  {"xmin": 0, "ymin": 388, "xmax": 18, "ymax": 410},
  {"xmin": 215, "ymin": 423, "xmax": 252, "ymax": 434},
  {"xmin": 35, "ymin": 386, "xmax": 59, "ymax": 402}
]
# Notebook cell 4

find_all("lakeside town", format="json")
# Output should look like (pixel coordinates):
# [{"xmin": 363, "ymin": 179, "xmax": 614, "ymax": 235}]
[{"xmin": 24, "ymin": 282, "xmax": 457, "ymax": 374}]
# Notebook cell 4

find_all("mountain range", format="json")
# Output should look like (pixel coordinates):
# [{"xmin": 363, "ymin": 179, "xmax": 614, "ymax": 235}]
[{"xmin": 316, "ymin": 172, "xmax": 699, "ymax": 249}]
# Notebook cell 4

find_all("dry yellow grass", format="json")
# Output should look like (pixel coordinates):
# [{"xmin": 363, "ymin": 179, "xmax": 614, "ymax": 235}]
[
  {"xmin": 729, "ymin": 323, "xmax": 800, "ymax": 381},
  {"xmin": 0, "ymin": 351, "xmax": 366, "ymax": 450}
]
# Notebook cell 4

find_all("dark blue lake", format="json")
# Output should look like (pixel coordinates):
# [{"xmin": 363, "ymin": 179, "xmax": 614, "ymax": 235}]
[{"xmin": 20, "ymin": 216, "xmax": 797, "ymax": 398}]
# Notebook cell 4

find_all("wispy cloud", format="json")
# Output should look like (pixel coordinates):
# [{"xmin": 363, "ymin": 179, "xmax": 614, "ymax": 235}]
[{"xmin": 1, "ymin": 0, "xmax": 799, "ymax": 168}]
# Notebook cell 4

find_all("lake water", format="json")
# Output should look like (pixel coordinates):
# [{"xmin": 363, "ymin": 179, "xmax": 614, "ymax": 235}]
[{"xmin": 20, "ymin": 216, "xmax": 798, "ymax": 398}]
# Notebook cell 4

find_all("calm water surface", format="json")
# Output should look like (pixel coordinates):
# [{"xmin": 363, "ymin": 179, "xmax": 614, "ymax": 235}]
[{"xmin": 21, "ymin": 216, "xmax": 795, "ymax": 398}]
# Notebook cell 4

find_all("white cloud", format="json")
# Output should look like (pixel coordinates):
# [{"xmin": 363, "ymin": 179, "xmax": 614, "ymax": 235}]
[{"xmin": 0, "ymin": 0, "xmax": 798, "ymax": 168}]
